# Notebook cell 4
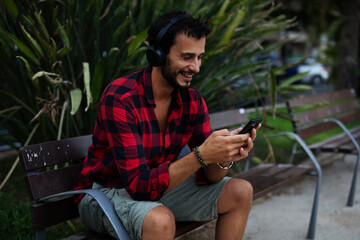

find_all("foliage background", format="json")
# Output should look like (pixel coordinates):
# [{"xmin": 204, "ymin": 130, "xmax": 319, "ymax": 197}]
[{"xmin": 0, "ymin": 0, "xmax": 303, "ymax": 147}]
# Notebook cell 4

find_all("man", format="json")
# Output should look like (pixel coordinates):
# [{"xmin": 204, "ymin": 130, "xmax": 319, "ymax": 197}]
[{"xmin": 75, "ymin": 10, "xmax": 260, "ymax": 240}]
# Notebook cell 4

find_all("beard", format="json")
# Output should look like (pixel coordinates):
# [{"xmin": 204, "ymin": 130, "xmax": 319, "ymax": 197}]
[{"xmin": 161, "ymin": 58, "xmax": 193, "ymax": 90}]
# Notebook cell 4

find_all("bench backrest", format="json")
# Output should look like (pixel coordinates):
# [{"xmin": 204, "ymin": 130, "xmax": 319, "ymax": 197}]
[
  {"xmin": 19, "ymin": 135, "xmax": 92, "ymax": 231},
  {"xmin": 208, "ymin": 108, "xmax": 248, "ymax": 130},
  {"xmin": 287, "ymin": 88, "xmax": 360, "ymax": 139},
  {"xmin": 19, "ymin": 108, "xmax": 248, "ymax": 232}
]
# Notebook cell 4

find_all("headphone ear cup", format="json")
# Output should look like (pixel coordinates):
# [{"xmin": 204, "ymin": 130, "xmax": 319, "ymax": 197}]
[{"xmin": 146, "ymin": 45, "xmax": 165, "ymax": 67}]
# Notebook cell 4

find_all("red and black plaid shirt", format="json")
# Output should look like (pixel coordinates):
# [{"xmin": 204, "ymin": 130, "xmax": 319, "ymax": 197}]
[{"xmin": 74, "ymin": 66, "xmax": 211, "ymax": 202}]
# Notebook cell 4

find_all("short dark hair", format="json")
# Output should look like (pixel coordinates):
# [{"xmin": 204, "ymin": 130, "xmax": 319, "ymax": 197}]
[{"xmin": 147, "ymin": 10, "xmax": 211, "ymax": 56}]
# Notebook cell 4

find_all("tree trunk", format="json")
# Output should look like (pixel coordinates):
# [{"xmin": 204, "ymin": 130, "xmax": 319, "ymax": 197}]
[{"xmin": 337, "ymin": 0, "xmax": 360, "ymax": 93}]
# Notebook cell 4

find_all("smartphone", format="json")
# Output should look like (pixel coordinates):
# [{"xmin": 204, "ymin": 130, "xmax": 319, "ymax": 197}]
[{"xmin": 239, "ymin": 117, "xmax": 263, "ymax": 134}]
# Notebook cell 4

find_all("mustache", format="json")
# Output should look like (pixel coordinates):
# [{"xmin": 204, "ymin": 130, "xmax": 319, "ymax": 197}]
[{"xmin": 180, "ymin": 70, "xmax": 196, "ymax": 75}]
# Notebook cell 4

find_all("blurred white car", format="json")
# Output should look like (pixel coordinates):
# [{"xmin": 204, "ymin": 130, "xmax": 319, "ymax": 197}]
[{"xmin": 297, "ymin": 58, "xmax": 330, "ymax": 84}]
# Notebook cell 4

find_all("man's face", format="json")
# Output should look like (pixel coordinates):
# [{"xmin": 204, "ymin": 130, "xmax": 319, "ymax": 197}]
[{"xmin": 161, "ymin": 33, "xmax": 206, "ymax": 89}]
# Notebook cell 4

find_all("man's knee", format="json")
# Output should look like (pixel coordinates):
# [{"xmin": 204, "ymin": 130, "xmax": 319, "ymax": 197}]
[
  {"xmin": 142, "ymin": 205, "xmax": 175, "ymax": 239},
  {"xmin": 226, "ymin": 178, "xmax": 253, "ymax": 207},
  {"xmin": 218, "ymin": 178, "xmax": 253, "ymax": 214}
]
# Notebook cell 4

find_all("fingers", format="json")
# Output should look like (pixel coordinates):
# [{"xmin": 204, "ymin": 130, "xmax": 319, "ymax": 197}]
[
  {"xmin": 226, "ymin": 132, "xmax": 250, "ymax": 142},
  {"xmin": 231, "ymin": 137, "xmax": 253, "ymax": 162},
  {"xmin": 229, "ymin": 127, "xmax": 242, "ymax": 136},
  {"xmin": 249, "ymin": 123, "xmax": 261, "ymax": 140},
  {"xmin": 201, "ymin": 129, "xmax": 255, "ymax": 164},
  {"xmin": 213, "ymin": 129, "xmax": 231, "ymax": 136},
  {"xmin": 250, "ymin": 128, "xmax": 257, "ymax": 141},
  {"xmin": 244, "ymin": 137, "xmax": 253, "ymax": 151},
  {"xmin": 213, "ymin": 129, "xmax": 250, "ymax": 146}
]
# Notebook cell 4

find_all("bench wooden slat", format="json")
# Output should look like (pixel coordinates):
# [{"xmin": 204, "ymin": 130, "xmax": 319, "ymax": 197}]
[
  {"xmin": 234, "ymin": 164, "xmax": 312, "ymax": 200},
  {"xmin": 315, "ymin": 127, "xmax": 360, "ymax": 148},
  {"xmin": 232, "ymin": 163, "xmax": 275, "ymax": 179},
  {"xmin": 296, "ymin": 112, "xmax": 360, "ymax": 139},
  {"xmin": 175, "ymin": 221, "xmax": 212, "ymax": 238},
  {"xmin": 247, "ymin": 164, "xmax": 292, "ymax": 178},
  {"xmin": 62, "ymin": 231, "xmax": 114, "ymax": 240},
  {"xmin": 251, "ymin": 166, "xmax": 312, "ymax": 200},
  {"xmin": 288, "ymin": 88, "xmax": 356, "ymax": 107},
  {"xmin": 289, "ymin": 89, "xmax": 360, "ymax": 142},
  {"xmin": 237, "ymin": 165, "xmax": 293, "ymax": 189},
  {"xmin": 292, "ymin": 99, "xmax": 359, "ymax": 125},
  {"xmin": 308, "ymin": 126, "xmax": 360, "ymax": 153},
  {"xmin": 27, "ymin": 164, "xmax": 83, "ymax": 200},
  {"xmin": 209, "ymin": 108, "xmax": 248, "ymax": 130},
  {"xmin": 32, "ymin": 196, "xmax": 79, "ymax": 231},
  {"xmin": 19, "ymin": 135, "xmax": 92, "ymax": 171}
]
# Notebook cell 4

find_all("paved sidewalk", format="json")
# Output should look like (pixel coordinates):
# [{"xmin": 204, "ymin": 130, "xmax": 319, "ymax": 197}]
[{"xmin": 177, "ymin": 153, "xmax": 360, "ymax": 240}]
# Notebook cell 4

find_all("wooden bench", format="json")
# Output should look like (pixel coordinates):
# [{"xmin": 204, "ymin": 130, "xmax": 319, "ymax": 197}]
[
  {"xmin": 19, "ymin": 108, "xmax": 322, "ymax": 240},
  {"xmin": 287, "ymin": 88, "xmax": 360, "ymax": 207}
]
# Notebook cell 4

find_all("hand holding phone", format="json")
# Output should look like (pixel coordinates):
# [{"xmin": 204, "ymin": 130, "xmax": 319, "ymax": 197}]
[{"xmin": 239, "ymin": 117, "xmax": 263, "ymax": 134}]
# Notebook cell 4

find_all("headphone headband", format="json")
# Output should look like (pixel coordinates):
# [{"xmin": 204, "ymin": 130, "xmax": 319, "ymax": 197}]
[
  {"xmin": 146, "ymin": 14, "xmax": 190, "ymax": 66},
  {"xmin": 153, "ymin": 14, "xmax": 190, "ymax": 47}
]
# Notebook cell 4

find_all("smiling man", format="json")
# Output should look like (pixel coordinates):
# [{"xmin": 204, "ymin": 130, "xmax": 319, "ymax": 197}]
[{"xmin": 75, "ymin": 11, "xmax": 260, "ymax": 240}]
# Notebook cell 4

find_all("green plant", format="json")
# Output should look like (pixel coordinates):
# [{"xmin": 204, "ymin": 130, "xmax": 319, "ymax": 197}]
[
  {"xmin": 0, "ymin": 155, "xmax": 86, "ymax": 239},
  {"xmin": 0, "ymin": 0, "xmax": 303, "ymax": 145},
  {"xmin": 0, "ymin": 197, "xmax": 33, "ymax": 239},
  {"xmin": 0, "ymin": 0, "xmax": 312, "ymax": 189},
  {"xmin": 0, "ymin": 154, "xmax": 33, "ymax": 239}
]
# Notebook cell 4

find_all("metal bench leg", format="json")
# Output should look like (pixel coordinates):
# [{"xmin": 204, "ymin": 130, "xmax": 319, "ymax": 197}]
[
  {"xmin": 256, "ymin": 132, "xmax": 322, "ymax": 239},
  {"xmin": 347, "ymin": 151, "xmax": 360, "ymax": 206},
  {"xmin": 289, "ymin": 133, "xmax": 322, "ymax": 240},
  {"xmin": 323, "ymin": 118, "xmax": 360, "ymax": 207},
  {"xmin": 306, "ymin": 172, "xmax": 321, "ymax": 239},
  {"xmin": 288, "ymin": 142, "xmax": 297, "ymax": 164},
  {"xmin": 244, "ymin": 158, "xmax": 250, "ymax": 171}
]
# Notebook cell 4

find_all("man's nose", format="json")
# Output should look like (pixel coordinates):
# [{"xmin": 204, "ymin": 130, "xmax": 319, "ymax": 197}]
[{"xmin": 189, "ymin": 59, "xmax": 201, "ymax": 73}]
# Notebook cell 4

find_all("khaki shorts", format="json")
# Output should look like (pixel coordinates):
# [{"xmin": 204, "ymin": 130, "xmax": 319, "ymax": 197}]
[{"xmin": 78, "ymin": 175, "xmax": 231, "ymax": 240}]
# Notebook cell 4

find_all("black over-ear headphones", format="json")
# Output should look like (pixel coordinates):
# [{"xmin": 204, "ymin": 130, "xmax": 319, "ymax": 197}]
[{"xmin": 146, "ymin": 14, "xmax": 190, "ymax": 67}]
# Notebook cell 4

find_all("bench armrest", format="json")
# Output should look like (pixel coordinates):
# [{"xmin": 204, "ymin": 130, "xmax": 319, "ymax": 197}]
[{"xmin": 39, "ymin": 189, "xmax": 130, "ymax": 240}]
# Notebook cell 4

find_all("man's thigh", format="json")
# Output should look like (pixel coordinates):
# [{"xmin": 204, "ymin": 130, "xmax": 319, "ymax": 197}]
[
  {"xmin": 160, "ymin": 175, "xmax": 231, "ymax": 222},
  {"xmin": 78, "ymin": 183, "xmax": 163, "ymax": 240},
  {"xmin": 78, "ymin": 176, "xmax": 231, "ymax": 239}
]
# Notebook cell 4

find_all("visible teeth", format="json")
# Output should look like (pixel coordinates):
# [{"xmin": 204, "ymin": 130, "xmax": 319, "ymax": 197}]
[{"xmin": 181, "ymin": 72, "xmax": 192, "ymax": 78}]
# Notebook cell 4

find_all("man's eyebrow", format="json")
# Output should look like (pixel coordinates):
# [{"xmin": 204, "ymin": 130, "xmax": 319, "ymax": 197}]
[
  {"xmin": 181, "ymin": 52, "xmax": 195, "ymax": 56},
  {"xmin": 180, "ymin": 52, "xmax": 206, "ymax": 57}
]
